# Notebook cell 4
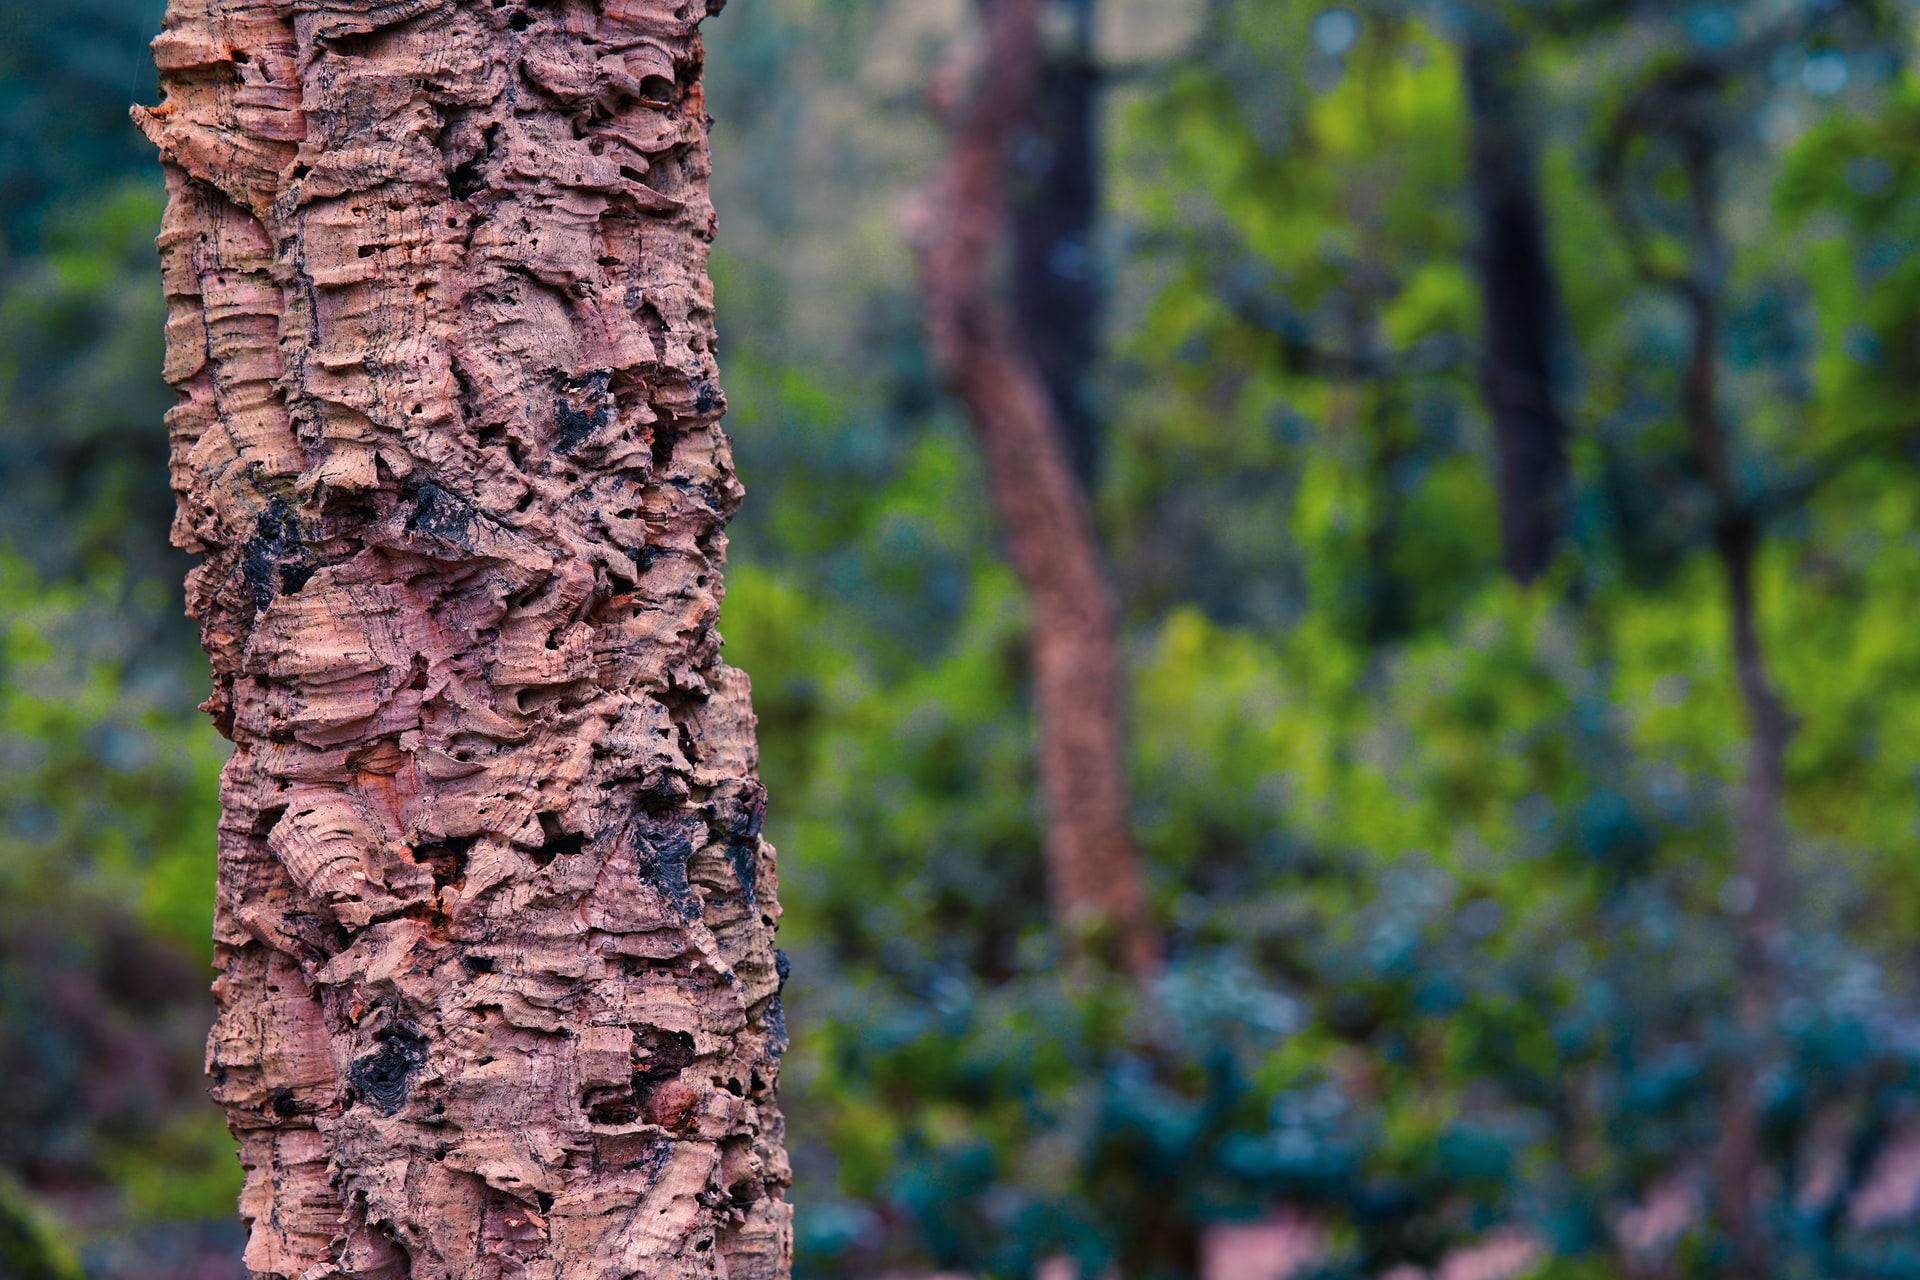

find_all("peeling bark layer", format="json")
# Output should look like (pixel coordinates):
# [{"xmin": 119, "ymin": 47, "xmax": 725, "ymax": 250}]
[
  {"xmin": 135, "ymin": 1, "xmax": 791, "ymax": 1275},
  {"xmin": 917, "ymin": 0, "xmax": 1159, "ymax": 979}
]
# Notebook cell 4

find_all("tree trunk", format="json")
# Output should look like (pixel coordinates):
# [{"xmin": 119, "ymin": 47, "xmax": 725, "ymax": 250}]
[
  {"xmin": 917, "ymin": 0, "xmax": 1159, "ymax": 979},
  {"xmin": 135, "ymin": 1, "xmax": 791, "ymax": 1275},
  {"xmin": 1676, "ymin": 150, "xmax": 1788, "ymax": 1280},
  {"xmin": 1464, "ymin": 26, "xmax": 1570, "ymax": 586}
]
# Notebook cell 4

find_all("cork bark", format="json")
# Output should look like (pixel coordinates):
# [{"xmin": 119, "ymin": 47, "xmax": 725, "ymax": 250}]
[
  {"xmin": 134, "ymin": 1, "xmax": 791, "ymax": 1276},
  {"xmin": 917, "ymin": 0, "xmax": 1159, "ymax": 979}
]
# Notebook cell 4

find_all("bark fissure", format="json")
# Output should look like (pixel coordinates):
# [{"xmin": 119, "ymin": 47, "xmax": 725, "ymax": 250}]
[{"xmin": 138, "ymin": 0, "xmax": 791, "ymax": 1275}]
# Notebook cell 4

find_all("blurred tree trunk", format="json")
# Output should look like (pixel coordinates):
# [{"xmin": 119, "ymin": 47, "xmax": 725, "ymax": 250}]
[
  {"xmin": 1678, "ymin": 153, "xmax": 1791, "ymax": 1280},
  {"xmin": 918, "ymin": 0, "xmax": 1160, "ymax": 979},
  {"xmin": 1009, "ymin": 0, "xmax": 1103, "ymax": 489},
  {"xmin": 1464, "ymin": 24, "xmax": 1570, "ymax": 586},
  {"xmin": 1606, "ymin": 97, "xmax": 1790, "ymax": 1274},
  {"xmin": 135, "ymin": 1, "xmax": 792, "ymax": 1275}
]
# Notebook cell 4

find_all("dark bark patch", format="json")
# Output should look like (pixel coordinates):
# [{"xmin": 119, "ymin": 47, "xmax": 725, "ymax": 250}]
[
  {"xmin": 532, "ymin": 811, "xmax": 584, "ymax": 866},
  {"xmin": 725, "ymin": 840, "xmax": 756, "ymax": 906},
  {"xmin": 585, "ymin": 1093, "xmax": 638, "ymax": 1125},
  {"xmin": 404, "ymin": 480, "xmax": 477, "ymax": 548},
  {"xmin": 766, "ymin": 951, "xmax": 790, "ymax": 1054},
  {"xmin": 553, "ymin": 399, "xmax": 605, "ymax": 451},
  {"xmin": 321, "ymin": 30, "xmax": 374, "ymax": 58},
  {"xmin": 553, "ymin": 369, "xmax": 614, "ymax": 452},
  {"xmin": 633, "ymin": 813, "xmax": 699, "ymax": 917},
  {"xmin": 584, "ymin": 1025, "xmax": 695, "ymax": 1125},
  {"xmin": 447, "ymin": 122, "xmax": 500, "ymax": 200},
  {"xmin": 593, "ymin": 1131, "xmax": 671, "ymax": 1178},
  {"xmin": 715, "ymin": 786, "xmax": 763, "ymax": 905},
  {"xmin": 411, "ymin": 835, "xmax": 475, "ymax": 893},
  {"xmin": 623, "ymin": 1140, "xmax": 671, "ymax": 1177},
  {"xmin": 765, "ymin": 992, "xmax": 787, "ymax": 1057},
  {"xmin": 448, "ymin": 156, "xmax": 485, "ymax": 198},
  {"xmin": 631, "ymin": 1025, "xmax": 695, "ymax": 1084},
  {"xmin": 348, "ymin": 1022, "xmax": 428, "ymax": 1116},
  {"xmin": 240, "ymin": 496, "xmax": 313, "ymax": 609},
  {"xmin": 647, "ymin": 426, "xmax": 678, "ymax": 472}
]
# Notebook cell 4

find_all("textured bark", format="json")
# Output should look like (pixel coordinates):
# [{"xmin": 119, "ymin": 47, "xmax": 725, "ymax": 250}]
[
  {"xmin": 918, "ymin": 0, "xmax": 1159, "ymax": 979},
  {"xmin": 135, "ymin": 2, "xmax": 792, "ymax": 1276},
  {"xmin": 1464, "ymin": 27, "xmax": 1569, "ymax": 587}
]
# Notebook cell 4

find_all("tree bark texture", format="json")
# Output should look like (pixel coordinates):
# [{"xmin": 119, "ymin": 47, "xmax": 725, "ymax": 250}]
[
  {"xmin": 918, "ymin": 0, "xmax": 1159, "ymax": 979},
  {"xmin": 134, "ymin": 2, "xmax": 792, "ymax": 1276},
  {"xmin": 1464, "ymin": 28, "xmax": 1570, "ymax": 587}
]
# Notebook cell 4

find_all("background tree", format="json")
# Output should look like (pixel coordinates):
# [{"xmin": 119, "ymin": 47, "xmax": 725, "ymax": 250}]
[
  {"xmin": 1460, "ymin": 7, "xmax": 1570, "ymax": 585},
  {"xmin": 917, "ymin": 0, "xmax": 1159, "ymax": 977}
]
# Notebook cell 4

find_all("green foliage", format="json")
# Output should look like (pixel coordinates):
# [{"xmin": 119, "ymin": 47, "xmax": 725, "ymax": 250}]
[
  {"xmin": 0, "ymin": 554, "xmax": 225, "ymax": 951},
  {"xmin": 0, "ymin": 553, "xmax": 237, "ymax": 1233},
  {"xmin": 0, "ymin": 10, "xmax": 227, "ymax": 1239},
  {"xmin": 0, "ymin": 177, "xmax": 181, "ymax": 591},
  {"xmin": 0, "ymin": 0, "xmax": 160, "ymax": 254},
  {"xmin": 0, "ymin": 1176, "xmax": 84, "ymax": 1280},
  {"xmin": 103, "ymin": 1110, "xmax": 250, "ymax": 1225}
]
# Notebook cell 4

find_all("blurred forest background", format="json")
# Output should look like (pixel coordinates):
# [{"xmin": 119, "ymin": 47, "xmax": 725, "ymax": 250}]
[{"xmin": 9, "ymin": 0, "xmax": 1920, "ymax": 1276}]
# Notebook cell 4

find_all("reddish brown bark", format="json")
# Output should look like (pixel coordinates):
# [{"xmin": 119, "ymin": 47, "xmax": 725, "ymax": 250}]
[
  {"xmin": 915, "ymin": 0, "xmax": 1159, "ymax": 979},
  {"xmin": 136, "ymin": 0, "xmax": 791, "ymax": 1275}
]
